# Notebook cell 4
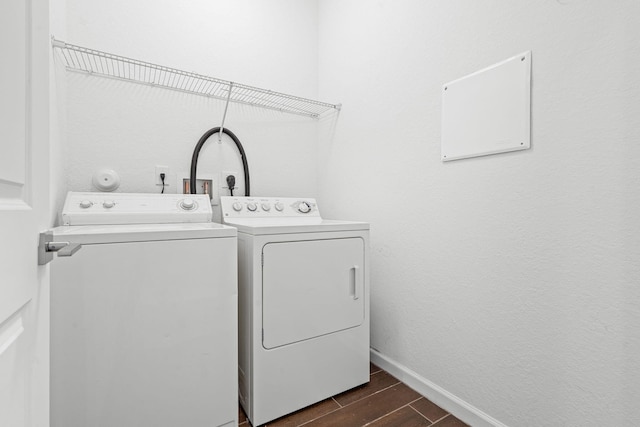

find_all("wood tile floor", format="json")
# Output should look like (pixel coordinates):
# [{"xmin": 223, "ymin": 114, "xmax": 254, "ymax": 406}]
[{"xmin": 239, "ymin": 364, "xmax": 469, "ymax": 427}]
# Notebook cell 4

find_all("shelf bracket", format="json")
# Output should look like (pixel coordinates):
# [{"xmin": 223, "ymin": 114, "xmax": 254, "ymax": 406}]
[
  {"xmin": 218, "ymin": 82, "xmax": 233, "ymax": 143},
  {"xmin": 51, "ymin": 36, "xmax": 66, "ymax": 49}
]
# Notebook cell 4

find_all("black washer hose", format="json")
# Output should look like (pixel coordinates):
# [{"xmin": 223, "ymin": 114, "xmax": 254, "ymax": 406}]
[{"xmin": 189, "ymin": 127, "xmax": 250, "ymax": 196}]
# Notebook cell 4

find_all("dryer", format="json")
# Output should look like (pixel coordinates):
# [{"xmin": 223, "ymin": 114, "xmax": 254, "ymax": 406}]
[
  {"xmin": 51, "ymin": 192, "xmax": 238, "ymax": 427},
  {"xmin": 221, "ymin": 196, "xmax": 370, "ymax": 426}
]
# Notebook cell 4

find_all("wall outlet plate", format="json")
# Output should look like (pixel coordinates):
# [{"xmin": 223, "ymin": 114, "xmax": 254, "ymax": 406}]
[
  {"xmin": 220, "ymin": 171, "xmax": 238, "ymax": 194},
  {"xmin": 155, "ymin": 165, "xmax": 170, "ymax": 186}
]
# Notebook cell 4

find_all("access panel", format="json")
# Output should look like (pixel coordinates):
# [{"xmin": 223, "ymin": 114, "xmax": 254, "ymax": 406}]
[
  {"xmin": 262, "ymin": 238, "xmax": 365, "ymax": 349},
  {"xmin": 441, "ymin": 51, "xmax": 531, "ymax": 161}
]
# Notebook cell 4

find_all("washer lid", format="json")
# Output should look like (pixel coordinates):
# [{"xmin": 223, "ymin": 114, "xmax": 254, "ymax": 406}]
[
  {"xmin": 223, "ymin": 218, "xmax": 369, "ymax": 235},
  {"xmin": 52, "ymin": 222, "xmax": 236, "ymax": 244}
]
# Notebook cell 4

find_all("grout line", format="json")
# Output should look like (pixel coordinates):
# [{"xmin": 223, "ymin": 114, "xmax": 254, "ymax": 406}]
[
  {"xmin": 408, "ymin": 397, "xmax": 423, "ymax": 404},
  {"xmin": 362, "ymin": 398, "xmax": 422, "ymax": 427},
  {"xmin": 290, "ymin": 371, "xmax": 400, "ymax": 426},
  {"xmin": 335, "ymin": 380, "xmax": 402, "ymax": 408},
  {"xmin": 332, "ymin": 396, "xmax": 343, "ymax": 408},
  {"xmin": 294, "ymin": 405, "xmax": 343, "ymax": 427},
  {"xmin": 408, "ymin": 402, "xmax": 436, "ymax": 424},
  {"xmin": 408, "ymin": 397, "xmax": 449, "ymax": 424},
  {"xmin": 298, "ymin": 381, "xmax": 404, "ymax": 427},
  {"xmin": 431, "ymin": 413, "xmax": 452, "ymax": 425}
]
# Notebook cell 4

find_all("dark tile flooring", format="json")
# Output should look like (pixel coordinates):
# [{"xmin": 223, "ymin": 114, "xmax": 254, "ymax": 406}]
[{"xmin": 239, "ymin": 364, "xmax": 469, "ymax": 427}]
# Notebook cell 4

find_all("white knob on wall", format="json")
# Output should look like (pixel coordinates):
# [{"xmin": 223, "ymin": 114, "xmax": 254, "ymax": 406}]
[{"xmin": 92, "ymin": 169, "xmax": 120, "ymax": 192}]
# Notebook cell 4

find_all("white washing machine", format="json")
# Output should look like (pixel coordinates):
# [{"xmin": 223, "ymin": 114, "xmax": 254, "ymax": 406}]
[
  {"xmin": 50, "ymin": 192, "xmax": 238, "ymax": 427},
  {"xmin": 221, "ymin": 196, "xmax": 370, "ymax": 426}
]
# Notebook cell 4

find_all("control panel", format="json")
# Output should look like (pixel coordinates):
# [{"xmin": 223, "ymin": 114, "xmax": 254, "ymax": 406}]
[
  {"xmin": 221, "ymin": 197, "xmax": 320, "ymax": 219},
  {"xmin": 61, "ymin": 192, "xmax": 213, "ymax": 225}
]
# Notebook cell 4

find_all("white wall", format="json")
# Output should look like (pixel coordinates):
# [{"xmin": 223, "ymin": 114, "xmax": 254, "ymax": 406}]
[
  {"xmin": 318, "ymin": 1, "xmax": 640, "ymax": 426},
  {"xmin": 61, "ymin": 0, "xmax": 324, "ymax": 222}
]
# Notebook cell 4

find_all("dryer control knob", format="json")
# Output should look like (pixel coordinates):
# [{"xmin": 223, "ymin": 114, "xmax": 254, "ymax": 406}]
[
  {"xmin": 274, "ymin": 202, "xmax": 284, "ymax": 212},
  {"xmin": 261, "ymin": 203, "xmax": 271, "ymax": 211},
  {"xmin": 180, "ymin": 199, "xmax": 196, "ymax": 210},
  {"xmin": 102, "ymin": 200, "xmax": 115, "ymax": 209},
  {"xmin": 79, "ymin": 200, "xmax": 93, "ymax": 209},
  {"xmin": 232, "ymin": 202, "xmax": 243, "ymax": 212},
  {"xmin": 297, "ymin": 201, "xmax": 312, "ymax": 214},
  {"xmin": 247, "ymin": 202, "xmax": 257, "ymax": 212}
]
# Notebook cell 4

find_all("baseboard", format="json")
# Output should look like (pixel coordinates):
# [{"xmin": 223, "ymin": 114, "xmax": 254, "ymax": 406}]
[{"xmin": 370, "ymin": 349, "xmax": 509, "ymax": 427}]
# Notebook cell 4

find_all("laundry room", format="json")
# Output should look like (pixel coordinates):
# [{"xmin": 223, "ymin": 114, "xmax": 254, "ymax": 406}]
[{"xmin": 1, "ymin": 1, "xmax": 639, "ymax": 427}]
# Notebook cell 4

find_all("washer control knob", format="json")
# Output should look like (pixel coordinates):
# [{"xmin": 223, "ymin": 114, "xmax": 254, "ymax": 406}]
[
  {"xmin": 261, "ymin": 203, "xmax": 271, "ymax": 211},
  {"xmin": 274, "ymin": 202, "xmax": 284, "ymax": 212},
  {"xmin": 247, "ymin": 202, "xmax": 257, "ymax": 212},
  {"xmin": 297, "ymin": 201, "xmax": 312, "ymax": 214},
  {"xmin": 79, "ymin": 200, "xmax": 93, "ymax": 209},
  {"xmin": 179, "ymin": 199, "xmax": 196, "ymax": 210},
  {"xmin": 232, "ymin": 202, "xmax": 243, "ymax": 212},
  {"xmin": 102, "ymin": 200, "xmax": 115, "ymax": 209}
]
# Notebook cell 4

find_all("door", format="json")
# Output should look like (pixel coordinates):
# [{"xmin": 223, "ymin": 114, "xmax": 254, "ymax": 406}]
[
  {"xmin": 262, "ymin": 238, "xmax": 365, "ymax": 349},
  {"xmin": 0, "ymin": 0, "xmax": 50, "ymax": 426}
]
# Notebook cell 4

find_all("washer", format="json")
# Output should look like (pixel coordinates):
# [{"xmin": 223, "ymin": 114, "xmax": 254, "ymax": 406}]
[
  {"xmin": 51, "ymin": 192, "xmax": 238, "ymax": 427},
  {"xmin": 221, "ymin": 196, "xmax": 370, "ymax": 426}
]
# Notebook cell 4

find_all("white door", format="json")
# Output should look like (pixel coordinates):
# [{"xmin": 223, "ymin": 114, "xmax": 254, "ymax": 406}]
[
  {"xmin": 0, "ymin": 0, "xmax": 51, "ymax": 426},
  {"xmin": 262, "ymin": 238, "xmax": 365, "ymax": 349}
]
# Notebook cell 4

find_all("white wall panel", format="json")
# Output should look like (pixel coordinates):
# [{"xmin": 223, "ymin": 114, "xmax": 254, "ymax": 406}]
[{"xmin": 441, "ymin": 51, "xmax": 531, "ymax": 161}]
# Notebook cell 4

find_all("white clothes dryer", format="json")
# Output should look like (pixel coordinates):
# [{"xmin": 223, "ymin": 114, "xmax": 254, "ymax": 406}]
[
  {"xmin": 50, "ymin": 192, "xmax": 238, "ymax": 427},
  {"xmin": 221, "ymin": 196, "xmax": 370, "ymax": 426}
]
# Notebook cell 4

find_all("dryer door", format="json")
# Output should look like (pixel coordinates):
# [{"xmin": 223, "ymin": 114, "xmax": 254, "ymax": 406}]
[{"xmin": 262, "ymin": 238, "xmax": 365, "ymax": 349}]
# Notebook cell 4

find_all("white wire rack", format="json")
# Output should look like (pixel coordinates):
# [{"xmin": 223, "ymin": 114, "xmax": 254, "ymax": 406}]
[{"xmin": 52, "ymin": 38, "xmax": 340, "ymax": 119}]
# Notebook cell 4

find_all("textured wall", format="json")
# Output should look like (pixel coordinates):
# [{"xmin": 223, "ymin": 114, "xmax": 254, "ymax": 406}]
[
  {"xmin": 318, "ymin": 1, "xmax": 640, "ymax": 426},
  {"xmin": 61, "ymin": 0, "xmax": 324, "ymax": 222}
]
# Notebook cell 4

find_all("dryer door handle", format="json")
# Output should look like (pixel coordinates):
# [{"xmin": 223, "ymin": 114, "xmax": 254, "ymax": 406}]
[{"xmin": 350, "ymin": 265, "xmax": 361, "ymax": 300}]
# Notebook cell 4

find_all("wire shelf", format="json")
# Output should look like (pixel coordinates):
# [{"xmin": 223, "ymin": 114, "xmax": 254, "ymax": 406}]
[{"xmin": 52, "ymin": 38, "xmax": 340, "ymax": 118}]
